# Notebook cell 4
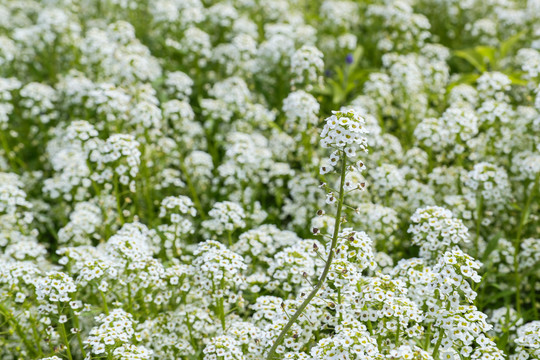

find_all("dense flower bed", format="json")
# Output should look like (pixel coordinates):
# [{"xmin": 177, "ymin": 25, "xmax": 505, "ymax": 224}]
[{"xmin": 0, "ymin": 0, "xmax": 539, "ymax": 359}]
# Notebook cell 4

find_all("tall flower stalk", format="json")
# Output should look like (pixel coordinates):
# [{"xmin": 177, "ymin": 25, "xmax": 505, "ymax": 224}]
[{"xmin": 266, "ymin": 109, "xmax": 369, "ymax": 359}]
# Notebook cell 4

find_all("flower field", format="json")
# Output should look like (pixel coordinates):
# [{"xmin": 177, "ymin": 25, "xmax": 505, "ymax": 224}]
[{"xmin": 0, "ymin": 0, "xmax": 539, "ymax": 359}]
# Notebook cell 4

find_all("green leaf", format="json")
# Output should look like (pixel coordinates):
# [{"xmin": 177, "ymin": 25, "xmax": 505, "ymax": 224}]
[
  {"xmin": 446, "ymin": 73, "xmax": 480, "ymax": 91},
  {"xmin": 484, "ymin": 289, "xmax": 516, "ymax": 304},
  {"xmin": 454, "ymin": 49, "xmax": 486, "ymax": 72},
  {"xmin": 474, "ymin": 46, "xmax": 497, "ymax": 67},
  {"xmin": 349, "ymin": 46, "xmax": 364, "ymax": 71},
  {"xmin": 345, "ymin": 82, "xmax": 356, "ymax": 93},
  {"xmin": 510, "ymin": 202, "xmax": 522, "ymax": 211},
  {"xmin": 482, "ymin": 233, "xmax": 503, "ymax": 262},
  {"xmin": 507, "ymin": 73, "xmax": 528, "ymax": 86},
  {"xmin": 500, "ymin": 30, "xmax": 526, "ymax": 58},
  {"xmin": 331, "ymin": 81, "xmax": 345, "ymax": 104},
  {"xmin": 334, "ymin": 67, "xmax": 345, "ymax": 83},
  {"xmin": 311, "ymin": 85, "xmax": 333, "ymax": 96}
]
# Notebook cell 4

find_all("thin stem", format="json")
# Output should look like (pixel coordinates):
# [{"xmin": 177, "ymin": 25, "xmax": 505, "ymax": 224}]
[
  {"xmin": 227, "ymin": 231, "xmax": 233, "ymax": 247},
  {"xmin": 513, "ymin": 174, "xmax": 539, "ymax": 313},
  {"xmin": 314, "ymin": 250, "xmax": 328, "ymax": 263},
  {"xmin": 142, "ymin": 149, "xmax": 155, "ymax": 224},
  {"xmin": 57, "ymin": 305, "xmax": 73, "ymax": 360},
  {"xmin": 265, "ymin": 153, "xmax": 347, "ymax": 360},
  {"xmin": 100, "ymin": 290, "xmax": 109, "ymax": 315},
  {"xmin": 367, "ymin": 320, "xmax": 374, "ymax": 336},
  {"xmin": 0, "ymin": 303, "xmax": 36, "ymax": 357},
  {"xmin": 71, "ymin": 312, "xmax": 87, "ymax": 358},
  {"xmin": 337, "ymin": 289, "xmax": 343, "ymax": 322},
  {"xmin": 179, "ymin": 157, "xmax": 206, "ymax": 220},
  {"xmin": 474, "ymin": 192, "xmax": 483, "ymax": 257},
  {"xmin": 127, "ymin": 283, "xmax": 134, "ymax": 314},
  {"xmin": 185, "ymin": 317, "xmax": 200, "ymax": 353},
  {"xmin": 432, "ymin": 302, "xmax": 450, "ymax": 359},
  {"xmin": 0, "ymin": 131, "xmax": 21, "ymax": 171},
  {"xmin": 30, "ymin": 315, "xmax": 44, "ymax": 357},
  {"xmin": 113, "ymin": 175, "xmax": 125, "ymax": 224},
  {"xmin": 395, "ymin": 322, "xmax": 401, "ymax": 347},
  {"xmin": 531, "ymin": 276, "xmax": 538, "ymax": 319},
  {"xmin": 218, "ymin": 278, "xmax": 226, "ymax": 331},
  {"xmin": 424, "ymin": 323, "xmax": 432, "ymax": 349},
  {"xmin": 432, "ymin": 327, "xmax": 445, "ymax": 359}
]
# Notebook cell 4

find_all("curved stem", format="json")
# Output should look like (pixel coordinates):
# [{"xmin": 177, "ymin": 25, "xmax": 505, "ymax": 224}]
[{"xmin": 265, "ymin": 153, "xmax": 347, "ymax": 360}]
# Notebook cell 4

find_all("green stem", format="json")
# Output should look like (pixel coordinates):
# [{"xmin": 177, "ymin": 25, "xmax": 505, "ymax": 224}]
[
  {"xmin": 127, "ymin": 283, "xmax": 134, "ymax": 314},
  {"xmin": 513, "ymin": 174, "xmax": 539, "ymax": 313},
  {"xmin": 432, "ymin": 302, "xmax": 450, "ymax": 359},
  {"xmin": 179, "ymin": 157, "xmax": 206, "ymax": 220},
  {"xmin": 185, "ymin": 317, "xmax": 200, "ymax": 353},
  {"xmin": 100, "ymin": 290, "xmax": 109, "ymax": 315},
  {"xmin": 424, "ymin": 323, "xmax": 432, "ymax": 349},
  {"xmin": 301, "ymin": 131, "xmax": 314, "ymax": 171},
  {"xmin": 30, "ymin": 316, "xmax": 43, "ymax": 357},
  {"xmin": 531, "ymin": 276, "xmax": 539, "ymax": 319},
  {"xmin": 219, "ymin": 278, "xmax": 226, "ymax": 331},
  {"xmin": 71, "ymin": 312, "xmax": 86, "ymax": 358},
  {"xmin": 57, "ymin": 305, "xmax": 73, "ymax": 360},
  {"xmin": 432, "ymin": 327, "xmax": 444, "ymax": 359},
  {"xmin": 265, "ymin": 153, "xmax": 347, "ymax": 360},
  {"xmin": 0, "ymin": 304, "xmax": 36, "ymax": 357},
  {"xmin": 395, "ymin": 322, "xmax": 401, "ymax": 347},
  {"xmin": 114, "ymin": 176, "xmax": 125, "ymax": 224},
  {"xmin": 0, "ymin": 131, "xmax": 20, "ymax": 171},
  {"xmin": 227, "ymin": 231, "xmax": 233, "ymax": 247},
  {"xmin": 337, "ymin": 289, "xmax": 342, "ymax": 322},
  {"xmin": 474, "ymin": 193, "xmax": 483, "ymax": 257}
]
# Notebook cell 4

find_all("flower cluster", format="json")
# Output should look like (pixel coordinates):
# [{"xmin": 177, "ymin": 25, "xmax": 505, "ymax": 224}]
[
  {"xmin": 409, "ymin": 206, "xmax": 470, "ymax": 260},
  {"xmin": 320, "ymin": 109, "xmax": 368, "ymax": 151}
]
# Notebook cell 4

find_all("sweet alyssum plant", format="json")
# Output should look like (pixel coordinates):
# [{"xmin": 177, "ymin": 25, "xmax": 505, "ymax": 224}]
[
  {"xmin": 266, "ymin": 109, "xmax": 370, "ymax": 359},
  {"xmin": 262, "ymin": 112, "xmax": 506, "ymax": 360}
]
